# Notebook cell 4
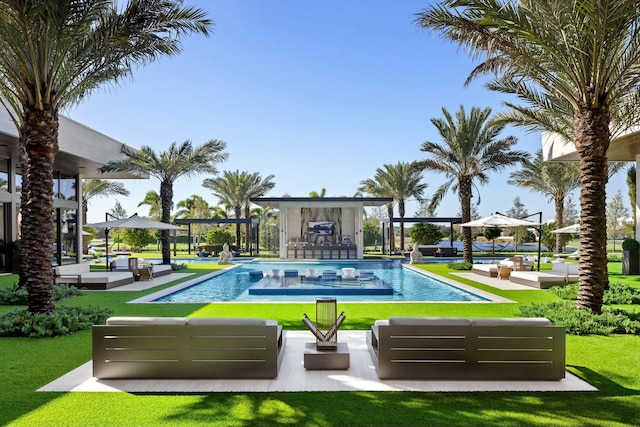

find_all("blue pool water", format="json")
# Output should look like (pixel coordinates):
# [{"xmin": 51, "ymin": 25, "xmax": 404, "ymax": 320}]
[{"xmin": 153, "ymin": 260, "xmax": 489, "ymax": 303}]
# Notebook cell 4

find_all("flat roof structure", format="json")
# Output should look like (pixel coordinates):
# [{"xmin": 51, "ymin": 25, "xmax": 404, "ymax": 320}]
[{"xmin": 251, "ymin": 197, "xmax": 393, "ymax": 260}]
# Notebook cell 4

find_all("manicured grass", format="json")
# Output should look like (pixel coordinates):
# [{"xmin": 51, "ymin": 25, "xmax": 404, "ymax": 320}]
[{"xmin": 1, "ymin": 263, "xmax": 639, "ymax": 426}]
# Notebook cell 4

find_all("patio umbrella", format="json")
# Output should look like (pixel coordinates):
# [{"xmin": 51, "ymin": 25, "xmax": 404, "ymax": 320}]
[
  {"xmin": 551, "ymin": 223, "xmax": 580, "ymax": 234},
  {"xmin": 85, "ymin": 214, "xmax": 183, "ymax": 270},
  {"xmin": 459, "ymin": 213, "xmax": 539, "ymax": 228},
  {"xmin": 460, "ymin": 213, "xmax": 541, "ymax": 271}
]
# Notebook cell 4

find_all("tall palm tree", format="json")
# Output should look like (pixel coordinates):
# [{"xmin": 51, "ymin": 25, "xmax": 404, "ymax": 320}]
[
  {"xmin": 82, "ymin": 179, "xmax": 129, "ymax": 253},
  {"xmin": 138, "ymin": 191, "xmax": 163, "ymax": 220},
  {"xmin": 203, "ymin": 170, "xmax": 250, "ymax": 247},
  {"xmin": 203, "ymin": 170, "xmax": 274, "ymax": 249},
  {"xmin": 101, "ymin": 140, "xmax": 228, "ymax": 265},
  {"xmin": 242, "ymin": 173, "xmax": 275, "ymax": 251},
  {"xmin": 413, "ymin": 106, "xmax": 527, "ymax": 263},
  {"xmin": 508, "ymin": 150, "xmax": 581, "ymax": 254},
  {"xmin": 360, "ymin": 163, "xmax": 427, "ymax": 251},
  {"xmin": 416, "ymin": 0, "xmax": 640, "ymax": 313},
  {"xmin": 0, "ymin": 0, "xmax": 211, "ymax": 314},
  {"xmin": 358, "ymin": 175, "xmax": 396, "ymax": 254},
  {"xmin": 175, "ymin": 194, "xmax": 214, "ymax": 247}
]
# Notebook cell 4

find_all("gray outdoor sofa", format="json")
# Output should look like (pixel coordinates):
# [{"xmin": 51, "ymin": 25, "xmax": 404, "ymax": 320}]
[
  {"xmin": 368, "ymin": 316, "xmax": 565, "ymax": 380},
  {"xmin": 92, "ymin": 317, "xmax": 286, "ymax": 379}
]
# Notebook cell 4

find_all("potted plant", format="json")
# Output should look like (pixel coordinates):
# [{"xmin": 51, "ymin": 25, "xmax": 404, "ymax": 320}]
[{"xmin": 622, "ymin": 238, "xmax": 640, "ymax": 275}]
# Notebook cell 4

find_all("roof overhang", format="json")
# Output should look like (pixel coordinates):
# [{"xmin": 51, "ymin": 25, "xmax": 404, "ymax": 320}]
[
  {"xmin": 0, "ymin": 109, "xmax": 146, "ymax": 179},
  {"xmin": 250, "ymin": 197, "xmax": 393, "ymax": 209},
  {"xmin": 542, "ymin": 124, "xmax": 640, "ymax": 162}
]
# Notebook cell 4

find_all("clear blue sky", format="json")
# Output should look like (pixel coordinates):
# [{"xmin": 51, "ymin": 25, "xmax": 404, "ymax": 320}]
[{"xmin": 70, "ymin": 0, "xmax": 630, "ymax": 224}]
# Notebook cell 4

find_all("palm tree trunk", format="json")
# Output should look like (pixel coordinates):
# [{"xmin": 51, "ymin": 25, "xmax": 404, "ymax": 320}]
[
  {"xmin": 575, "ymin": 106, "xmax": 610, "ymax": 314},
  {"xmin": 459, "ymin": 176, "xmax": 473, "ymax": 263},
  {"xmin": 160, "ymin": 182, "xmax": 173, "ymax": 265},
  {"xmin": 399, "ymin": 201, "xmax": 406, "ymax": 251},
  {"xmin": 386, "ymin": 203, "xmax": 395, "ymax": 254},
  {"xmin": 554, "ymin": 196, "xmax": 564, "ymax": 254},
  {"xmin": 21, "ymin": 108, "xmax": 57, "ymax": 314},
  {"xmin": 234, "ymin": 206, "xmax": 242, "ymax": 249},
  {"xmin": 244, "ymin": 206, "xmax": 251, "ymax": 252}
]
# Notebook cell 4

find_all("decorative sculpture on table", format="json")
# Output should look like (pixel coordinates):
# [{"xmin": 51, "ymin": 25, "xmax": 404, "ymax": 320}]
[
  {"xmin": 303, "ymin": 298, "xmax": 346, "ymax": 350},
  {"xmin": 409, "ymin": 243, "xmax": 424, "ymax": 264},
  {"xmin": 217, "ymin": 243, "xmax": 233, "ymax": 265}
]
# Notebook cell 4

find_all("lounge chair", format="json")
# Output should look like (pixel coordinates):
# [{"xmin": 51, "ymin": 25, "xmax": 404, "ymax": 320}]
[{"xmin": 509, "ymin": 263, "xmax": 579, "ymax": 289}]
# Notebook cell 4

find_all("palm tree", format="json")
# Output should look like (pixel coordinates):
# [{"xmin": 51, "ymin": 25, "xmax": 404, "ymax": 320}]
[
  {"xmin": 138, "ymin": 191, "xmax": 163, "ymax": 220},
  {"xmin": 0, "ymin": 1, "xmax": 211, "ymax": 314},
  {"xmin": 203, "ymin": 170, "xmax": 274, "ymax": 250},
  {"xmin": 507, "ymin": 150, "xmax": 581, "ymax": 254},
  {"xmin": 101, "ymin": 140, "xmax": 228, "ymax": 265},
  {"xmin": 82, "ymin": 179, "xmax": 130, "ymax": 253},
  {"xmin": 242, "ymin": 173, "xmax": 275, "ymax": 252},
  {"xmin": 309, "ymin": 188, "xmax": 327, "ymax": 198},
  {"xmin": 359, "ymin": 163, "xmax": 427, "ymax": 251},
  {"xmin": 413, "ymin": 106, "xmax": 527, "ymax": 263},
  {"xmin": 175, "ymin": 194, "xmax": 214, "ymax": 248},
  {"xmin": 416, "ymin": 0, "xmax": 640, "ymax": 314},
  {"xmin": 358, "ymin": 175, "xmax": 396, "ymax": 254}
]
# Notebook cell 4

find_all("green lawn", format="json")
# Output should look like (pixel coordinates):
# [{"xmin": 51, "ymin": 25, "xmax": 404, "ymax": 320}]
[{"xmin": 1, "ymin": 262, "xmax": 639, "ymax": 427}]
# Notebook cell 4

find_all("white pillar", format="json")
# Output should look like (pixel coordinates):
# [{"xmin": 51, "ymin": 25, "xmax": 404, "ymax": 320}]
[{"xmin": 279, "ymin": 207, "xmax": 286, "ymax": 259}]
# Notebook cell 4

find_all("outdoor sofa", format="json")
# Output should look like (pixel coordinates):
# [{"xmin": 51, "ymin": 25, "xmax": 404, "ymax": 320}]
[
  {"xmin": 110, "ymin": 257, "xmax": 172, "ymax": 278},
  {"xmin": 508, "ymin": 262, "xmax": 579, "ymax": 289},
  {"xmin": 54, "ymin": 263, "xmax": 134, "ymax": 290},
  {"xmin": 471, "ymin": 256, "xmax": 534, "ymax": 278},
  {"xmin": 92, "ymin": 317, "xmax": 286, "ymax": 379},
  {"xmin": 368, "ymin": 316, "xmax": 565, "ymax": 380}
]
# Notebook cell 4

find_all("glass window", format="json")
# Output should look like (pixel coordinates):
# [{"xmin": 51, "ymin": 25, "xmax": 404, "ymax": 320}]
[
  {"xmin": 0, "ymin": 157, "xmax": 8, "ymax": 192},
  {"xmin": 58, "ymin": 173, "xmax": 77, "ymax": 201}
]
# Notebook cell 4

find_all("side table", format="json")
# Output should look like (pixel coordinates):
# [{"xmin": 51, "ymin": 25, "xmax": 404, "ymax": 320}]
[{"xmin": 303, "ymin": 342, "xmax": 350, "ymax": 370}]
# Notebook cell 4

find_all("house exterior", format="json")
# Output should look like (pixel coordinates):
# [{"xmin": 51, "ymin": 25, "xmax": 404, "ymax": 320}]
[{"xmin": 0, "ymin": 109, "xmax": 141, "ymax": 270}]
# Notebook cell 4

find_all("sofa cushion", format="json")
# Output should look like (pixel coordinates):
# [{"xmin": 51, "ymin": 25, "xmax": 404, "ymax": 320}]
[
  {"xmin": 470, "ymin": 317, "xmax": 551, "ymax": 327},
  {"xmin": 388, "ymin": 317, "xmax": 470, "ymax": 326},
  {"xmin": 186, "ymin": 317, "xmax": 268, "ymax": 326},
  {"xmin": 54, "ymin": 263, "xmax": 90, "ymax": 276},
  {"xmin": 106, "ymin": 317, "xmax": 187, "ymax": 325}
]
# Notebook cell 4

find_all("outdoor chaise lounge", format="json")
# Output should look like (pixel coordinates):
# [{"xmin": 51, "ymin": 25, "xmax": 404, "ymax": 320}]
[
  {"xmin": 92, "ymin": 317, "xmax": 286, "ymax": 379},
  {"xmin": 508, "ymin": 262, "xmax": 579, "ymax": 289},
  {"xmin": 368, "ymin": 316, "xmax": 565, "ymax": 380},
  {"xmin": 471, "ymin": 263, "xmax": 499, "ymax": 277},
  {"xmin": 54, "ymin": 263, "xmax": 134, "ymax": 290},
  {"xmin": 471, "ymin": 256, "xmax": 534, "ymax": 278}
]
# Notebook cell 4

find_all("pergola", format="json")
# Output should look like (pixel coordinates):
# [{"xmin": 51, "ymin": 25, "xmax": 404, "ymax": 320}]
[
  {"xmin": 382, "ymin": 217, "xmax": 463, "ymax": 255},
  {"xmin": 173, "ymin": 218, "xmax": 260, "ymax": 256}
]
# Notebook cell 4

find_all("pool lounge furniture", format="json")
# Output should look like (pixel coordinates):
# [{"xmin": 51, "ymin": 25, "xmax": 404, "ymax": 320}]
[
  {"xmin": 92, "ymin": 317, "xmax": 286, "ymax": 379},
  {"xmin": 368, "ymin": 316, "xmax": 565, "ymax": 380},
  {"xmin": 417, "ymin": 245, "xmax": 458, "ymax": 257},
  {"xmin": 509, "ymin": 263, "xmax": 579, "ymax": 289},
  {"xmin": 54, "ymin": 263, "xmax": 134, "ymax": 290},
  {"xmin": 472, "ymin": 263, "xmax": 499, "ymax": 277}
]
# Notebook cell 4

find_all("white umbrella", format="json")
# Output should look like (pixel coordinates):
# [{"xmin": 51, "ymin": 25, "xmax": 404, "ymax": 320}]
[
  {"xmin": 551, "ymin": 223, "xmax": 580, "ymax": 234},
  {"xmin": 460, "ymin": 213, "xmax": 541, "ymax": 271},
  {"xmin": 460, "ymin": 213, "xmax": 539, "ymax": 228},
  {"xmin": 85, "ymin": 214, "xmax": 183, "ymax": 270},
  {"xmin": 85, "ymin": 213, "xmax": 182, "ymax": 230}
]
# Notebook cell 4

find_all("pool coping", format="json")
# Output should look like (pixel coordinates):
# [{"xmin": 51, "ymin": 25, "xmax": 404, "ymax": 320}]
[{"xmin": 129, "ymin": 262, "xmax": 512, "ymax": 304}]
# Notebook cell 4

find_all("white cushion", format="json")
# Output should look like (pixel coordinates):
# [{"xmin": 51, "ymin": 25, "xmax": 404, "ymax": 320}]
[
  {"xmin": 186, "ymin": 317, "xmax": 268, "ymax": 326},
  {"xmin": 470, "ymin": 317, "xmax": 551, "ymax": 327},
  {"xmin": 106, "ymin": 317, "xmax": 186, "ymax": 325},
  {"xmin": 388, "ymin": 317, "xmax": 470, "ymax": 326}
]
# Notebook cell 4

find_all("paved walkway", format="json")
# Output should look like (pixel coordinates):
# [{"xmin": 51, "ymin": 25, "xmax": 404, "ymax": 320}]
[
  {"xmin": 38, "ymin": 331, "xmax": 596, "ymax": 393},
  {"xmin": 451, "ymin": 272, "xmax": 536, "ymax": 290}
]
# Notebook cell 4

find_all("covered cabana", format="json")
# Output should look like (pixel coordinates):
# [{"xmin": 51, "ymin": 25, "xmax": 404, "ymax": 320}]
[{"xmin": 250, "ymin": 197, "xmax": 393, "ymax": 260}]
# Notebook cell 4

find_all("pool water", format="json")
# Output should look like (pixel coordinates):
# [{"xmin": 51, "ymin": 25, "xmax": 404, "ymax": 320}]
[{"xmin": 153, "ymin": 260, "xmax": 489, "ymax": 303}]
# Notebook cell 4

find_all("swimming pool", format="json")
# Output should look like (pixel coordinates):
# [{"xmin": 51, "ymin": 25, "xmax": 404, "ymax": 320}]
[{"xmin": 152, "ymin": 260, "xmax": 490, "ymax": 303}]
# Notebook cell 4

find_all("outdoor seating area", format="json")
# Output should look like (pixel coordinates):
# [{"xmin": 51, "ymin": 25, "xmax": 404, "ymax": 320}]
[
  {"xmin": 286, "ymin": 242, "xmax": 357, "ymax": 259},
  {"xmin": 471, "ymin": 259, "xmax": 578, "ymax": 289},
  {"xmin": 110, "ymin": 257, "xmax": 172, "ymax": 280},
  {"xmin": 367, "ymin": 316, "xmax": 566, "ymax": 380},
  {"xmin": 54, "ymin": 263, "xmax": 135, "ymax": 290},
  {"xmin": 92, "ymin": 317, "xmax": 286, "ymax": 379}
]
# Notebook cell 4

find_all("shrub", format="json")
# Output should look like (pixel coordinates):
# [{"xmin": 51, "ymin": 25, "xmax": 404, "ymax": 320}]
[
  {"xmin": 518, "ymin": 301, "xmax": 640, "ymax": 335},
  {"xmin": 448, "ymin": 262, "xmax": 473, "ymax": 271},
  {"xmin": 171, "ymin": 263, "xmax": 187, "ymax": 271},
  {"xmin": 0, "ymin": 305, "xmax": 112, "ymax": 337},
  {"xmin": 622, "ymin": 238, "xmax": 640, "ymax": 251},
  {"xmin": 549, "ymin": 282, "xmax": 640, "ymax": 304},
  {"xmin": 0, "ymin": 283, "xmax": 82, "ymax": 305}
]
